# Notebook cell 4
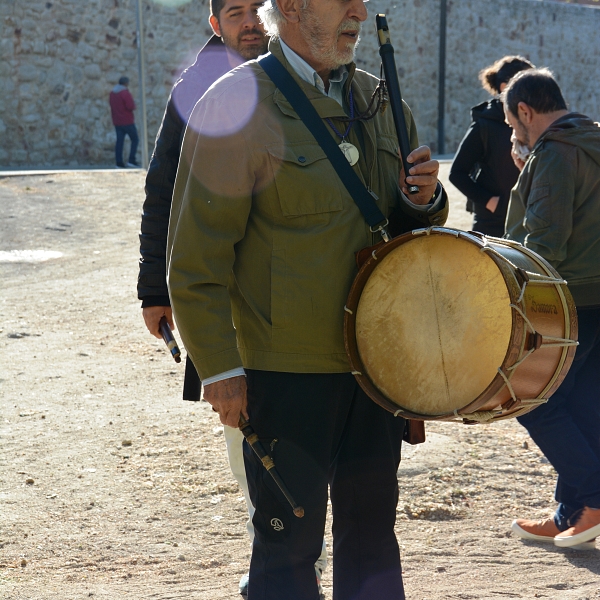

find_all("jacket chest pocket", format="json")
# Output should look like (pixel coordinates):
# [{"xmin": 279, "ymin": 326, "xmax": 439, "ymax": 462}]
[{"xmin": 266, "ymin": 142, "xmax": 344, "ymax": 217}]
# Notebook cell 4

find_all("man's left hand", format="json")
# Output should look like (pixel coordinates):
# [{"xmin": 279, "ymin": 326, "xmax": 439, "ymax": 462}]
[
  {"xmin": 204, "ymin": 375, "xmax": 248, "ymax": 428},
  {"xmin": 399, "ymin": 145, "xmax": 439, "ymax": 206}
]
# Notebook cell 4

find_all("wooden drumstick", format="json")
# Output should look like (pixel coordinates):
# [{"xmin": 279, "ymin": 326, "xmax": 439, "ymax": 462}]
[
  {"xmin": 159, "ymin": 316, "xmax": 181, "ymax": 363},
  {"xmin": 238, "ymin": 416, "xmax": 304, "ymax": 518}
]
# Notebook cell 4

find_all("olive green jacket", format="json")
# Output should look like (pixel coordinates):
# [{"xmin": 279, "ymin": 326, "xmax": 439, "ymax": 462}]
[
  {"xmin": 505, "ymin": 113, "xmax": 600, "ymax": 307},
  {"xmin": 167, "ymin": 39, "xmax": 448, "ymax": 379}
]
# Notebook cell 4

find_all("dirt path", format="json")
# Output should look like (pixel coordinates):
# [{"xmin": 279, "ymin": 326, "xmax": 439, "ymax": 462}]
[{"xmin": 1, "ymin": 170, "xmax": 598, "ymax": 600}]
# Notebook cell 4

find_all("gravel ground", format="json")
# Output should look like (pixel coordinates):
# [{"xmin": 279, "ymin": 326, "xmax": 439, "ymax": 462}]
[{"xmin": 1, "ymin": 169, "xmax": 598, "ymax": 600}]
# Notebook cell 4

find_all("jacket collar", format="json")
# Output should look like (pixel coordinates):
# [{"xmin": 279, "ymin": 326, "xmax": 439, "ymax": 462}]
[
  {"xmin": 533, "ymin": 112, "xmax": 597, "ymax": 153},
  {"xmin": 268, "ymin": 37, "xmax": 356, "ymax": 120},
  {"xmin": 279, "ymin": 38, "xmax": 348, "ymax": 106}
]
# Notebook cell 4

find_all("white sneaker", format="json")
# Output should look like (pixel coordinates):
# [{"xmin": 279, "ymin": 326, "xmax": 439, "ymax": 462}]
[
  {"xmin": 554, "ymin": 507, "xmax": 600, "ymax": 548},
  {"xmin": 239, "ymin": 572, "xmax": 248, "ymax": 598},
  {"xmin": 511, "ymin": 517, "xmax": 596, "ymax": 549}
]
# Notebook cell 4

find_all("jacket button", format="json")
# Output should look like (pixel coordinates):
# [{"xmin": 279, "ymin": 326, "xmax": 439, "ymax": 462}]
[{"xmin": 298, "ymin": 156, "xmax": 306, "ymax": 163}]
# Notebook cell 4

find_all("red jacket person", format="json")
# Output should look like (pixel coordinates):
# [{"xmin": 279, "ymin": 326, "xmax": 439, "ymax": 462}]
[{"xmin": 109, "ymin": 76, "xmax": 139, "ymax": 168}]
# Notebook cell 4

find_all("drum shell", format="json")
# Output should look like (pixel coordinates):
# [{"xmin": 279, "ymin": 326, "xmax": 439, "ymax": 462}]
[
  {"xmin": 460, "ymin": 237, "xmax": 578, "ymax": 421},
  {"xmin": 344, "ymin": 229, "xmax": 578, "ymax": 423}
]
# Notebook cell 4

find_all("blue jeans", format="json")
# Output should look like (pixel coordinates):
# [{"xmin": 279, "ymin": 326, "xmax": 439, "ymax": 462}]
[
  {"xmin": 114, "ymin": 124, "xmax": 139, "ymax": 166},
  {"xmin": 517, "ymin": 306, "xmax": 600, "ymax": 530}
]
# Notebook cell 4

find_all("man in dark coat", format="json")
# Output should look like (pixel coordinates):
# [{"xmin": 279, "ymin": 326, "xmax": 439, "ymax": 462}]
[
  {"xmin": 137, "ymin": 1, "xmax": 273, "ymax": 597},
  {"xmin": 138, "ymin": 0, "xmax": 268, "ymax": 339}
]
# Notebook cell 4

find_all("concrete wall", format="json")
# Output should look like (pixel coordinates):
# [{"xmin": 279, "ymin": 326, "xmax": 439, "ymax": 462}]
[{"xmin": 1, "ymin": 0, "xmax": 599, "ymax": 167}]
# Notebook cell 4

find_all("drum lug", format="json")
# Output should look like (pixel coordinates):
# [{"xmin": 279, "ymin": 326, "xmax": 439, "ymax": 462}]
[
  {"xmin": 516, "ymin": 267, "xmax": 530, "ymax": 286},
  {"xmin": 527, "ymin": 331, "xmax": 543, "ymax": 351},
  {"xmin": 467, "ymin": 230, "xmax": 485, "ymax": 239},
  {"xmin": 502, "ymin": 397, "xmax": 520, "ymax": 411}
]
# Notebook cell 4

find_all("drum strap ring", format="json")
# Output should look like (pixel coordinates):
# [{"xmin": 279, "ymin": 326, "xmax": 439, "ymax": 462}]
[
  {"xmin": 509, "ymin": 303, "xmax": 578, "ymax": 356},
  {"xmin": 453, "ymin": 409, "xmax": 499, "ymax": 423}
]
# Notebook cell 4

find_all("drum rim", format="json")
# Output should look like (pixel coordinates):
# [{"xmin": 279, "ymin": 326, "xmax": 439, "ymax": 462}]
[
  {"xmin": 345, "ymin": 228, "xmax": 509, "ymax": 419},
  {"xmin": 344, "ymin": 227, "xmax": 577, "ymax": 422}
]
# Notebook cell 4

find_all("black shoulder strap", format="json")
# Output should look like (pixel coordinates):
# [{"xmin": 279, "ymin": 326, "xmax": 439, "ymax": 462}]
[{"xmin": 259, "ymin": 53, "xmax": 388, "ymax": 233}]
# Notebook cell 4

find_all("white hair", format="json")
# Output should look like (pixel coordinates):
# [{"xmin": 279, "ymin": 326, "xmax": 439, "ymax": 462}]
[{"xmin": 258, "ymin": 0, "xmax": 309, "ymax": 37}]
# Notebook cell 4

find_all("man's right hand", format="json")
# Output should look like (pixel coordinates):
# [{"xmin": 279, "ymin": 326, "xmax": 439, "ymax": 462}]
[
  {"xmin": 511, "ymin": 147, "xmax": 526, "ymax": 172},
  {"xmin": 143, "ymin": 306, "xmax": 174, "ymax": 338},
  {"xmin": 204, "ymin": 376, "xmax": 248, "ymax": 428}
]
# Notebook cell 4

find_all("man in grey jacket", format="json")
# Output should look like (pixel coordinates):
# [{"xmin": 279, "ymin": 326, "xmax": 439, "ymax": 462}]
[{"xmin": 502, "ymin": 68, "xmax": 600, "ymax": 549}]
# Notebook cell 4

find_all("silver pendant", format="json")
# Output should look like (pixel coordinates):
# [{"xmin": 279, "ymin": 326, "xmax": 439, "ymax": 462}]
[{"xmin": 339, "ymin": 141, "xmax": 359, "ymax": 167}]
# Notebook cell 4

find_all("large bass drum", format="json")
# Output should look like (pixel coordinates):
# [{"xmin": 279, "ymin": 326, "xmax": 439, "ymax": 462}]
[{"xmin": 344, "ymin": 228, "xmax": 578, "ymax": 424}]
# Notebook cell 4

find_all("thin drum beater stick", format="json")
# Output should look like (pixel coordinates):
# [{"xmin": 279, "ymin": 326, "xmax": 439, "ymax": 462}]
[{"xmin": 238, "ymin": 416, "xmax": 304, "ymax": 518}]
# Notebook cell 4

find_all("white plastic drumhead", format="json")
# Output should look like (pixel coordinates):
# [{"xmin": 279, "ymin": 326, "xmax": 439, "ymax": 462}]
[{"xmin": 355, "ymin": 234, "xmax": 513, "ymax": 415}]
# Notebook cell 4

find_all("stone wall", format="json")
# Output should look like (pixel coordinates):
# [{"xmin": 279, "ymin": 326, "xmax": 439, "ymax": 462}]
[
  {"xmin": 0, "ymin": 0, "xmax": 212, "ymax": 167},
  {"xmin": 441, "ymin": 0, "xmax": 600, "ymax": 153},
  {"xmin": 357, "ymin": 0, "xmax": 600, "ymax": 153},
  {"xmin": 1, "ymin": 0, "xmax": 599, "ymax": 167}
]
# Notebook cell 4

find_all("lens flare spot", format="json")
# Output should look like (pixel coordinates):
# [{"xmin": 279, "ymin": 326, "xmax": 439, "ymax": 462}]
[{"xmin": 187, "ymin": 68, "xmax": 259, "ymax": 139}]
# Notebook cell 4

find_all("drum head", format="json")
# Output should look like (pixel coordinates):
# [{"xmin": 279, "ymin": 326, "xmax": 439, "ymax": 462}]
[{"xmin": 355, "ymin": 234, "xmax": 513, "ymax": 415}]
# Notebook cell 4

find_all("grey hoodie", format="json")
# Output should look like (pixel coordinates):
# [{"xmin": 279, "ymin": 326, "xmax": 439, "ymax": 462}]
[{"xmin": 505, "ymin": 113, "xmax": 600, "ymax": 306}]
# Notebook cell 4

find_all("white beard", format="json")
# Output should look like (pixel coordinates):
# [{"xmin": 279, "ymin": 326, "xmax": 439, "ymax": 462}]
[{"xmin": 299, "ymin": 12, "xmax": 361, "ymax": 70}]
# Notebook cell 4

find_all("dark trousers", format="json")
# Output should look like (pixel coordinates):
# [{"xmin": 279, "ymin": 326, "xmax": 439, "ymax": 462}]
[
  {"xmin": 243, "ymin": 370, "xmax": 406, "ymax": 600},
  {"xmin": 182, "ymin": 354, "xmax": 202, "ymax": 401},
  {"xmin": 518, "ymin": 306, "xmax": 600, "ymax": 529},
  {"xmin": 114, "ymin": 124, "xmax": 139, "ymax": 166},
  {"xmin": 472, "ymin": 219, "xmax": 505, "ymax": 238}
]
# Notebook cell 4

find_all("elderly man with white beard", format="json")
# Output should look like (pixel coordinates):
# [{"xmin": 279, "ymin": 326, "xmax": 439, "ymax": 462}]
[{"xmin": 166, "ymin": 0, "xmax": 448, "ymax": 597}]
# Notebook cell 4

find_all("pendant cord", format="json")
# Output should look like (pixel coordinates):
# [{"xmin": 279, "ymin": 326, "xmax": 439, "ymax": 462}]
[
  {"xmin": 325, "ymin": 88, "xmax": 355, "ymax": 139},
  {"xmin": 354, "ymin": 79, "xmax": 388, "ymax": 122},
  {"xmin": 328, "ymin": 79, "xmax": 388, "ymax": 129}
]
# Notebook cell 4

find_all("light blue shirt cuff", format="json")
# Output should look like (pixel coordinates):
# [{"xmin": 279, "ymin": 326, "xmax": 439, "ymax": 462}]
[
  {"xmin": 399, "ymin": 182, "xmax": 444, "ymax": 214},
  {"xmin": 202, "ymin": 367, "xmax": 246, "ymax": 387}
]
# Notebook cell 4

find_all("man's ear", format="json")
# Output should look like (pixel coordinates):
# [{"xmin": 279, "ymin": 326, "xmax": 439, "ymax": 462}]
[
  {"xmin": 517, "ymin": 101, "xmax": 534, "ymax": 125},
  {"xmin": 209, "ymin": 14, "xmax": 222, "ymax": 37},
  {"xmin": 277, "ymin": 0, "xmax": 301, "ymax": 23}
]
